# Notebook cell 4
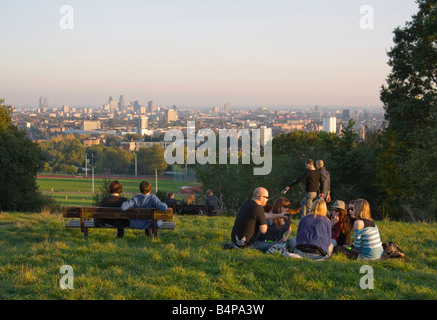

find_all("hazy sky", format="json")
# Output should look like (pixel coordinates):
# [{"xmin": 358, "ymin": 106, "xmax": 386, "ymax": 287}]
[{"xmin": 0, "ymin": 0, "xmax": 419, "ymax": 108}]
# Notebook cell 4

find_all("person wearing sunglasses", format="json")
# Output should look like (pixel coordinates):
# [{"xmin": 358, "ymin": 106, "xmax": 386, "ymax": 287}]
[
  {"xmin": 329, "ymin": 200, "xmax": 353, "ymax": 247},
  {"xmin": 230, "ymin": 187, "xmax": 288, "ymax": 251},
  {"xmin": 259, "ymin": 197, "xmax": 293, "ymax": 244}
]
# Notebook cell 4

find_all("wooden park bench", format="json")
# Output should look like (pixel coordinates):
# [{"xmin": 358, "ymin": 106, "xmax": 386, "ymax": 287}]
[
  {"xmin": 62, "ymin": 206, "xmax": 175, "ymax": 237},
  {"xmin": 167, "ymin": 203, "xmax": 218, "ymax": 216}
]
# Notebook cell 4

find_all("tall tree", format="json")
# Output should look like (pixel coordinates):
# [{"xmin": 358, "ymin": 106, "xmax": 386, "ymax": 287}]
[
  {"xmin": 379, "ymin": 0, "xmax": 437, "ymax": 221},
  {"xmin": 0, "ymin": 99, "xmax": 46, "ymax": 212},
  {"xmin": 380, "ymin": 0, "xmax": 437, "ymax": 141}
]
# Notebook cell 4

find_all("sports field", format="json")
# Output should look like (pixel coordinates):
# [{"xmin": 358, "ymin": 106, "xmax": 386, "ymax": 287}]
[{"xmin": 37, "ymin": 175, "xmax": 198, "ymax": 206}]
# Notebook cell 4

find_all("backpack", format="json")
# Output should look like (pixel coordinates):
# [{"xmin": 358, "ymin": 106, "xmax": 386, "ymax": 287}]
[{"xmin": 382, "ymin": 242, "xmax": 407, "ymax": 261}]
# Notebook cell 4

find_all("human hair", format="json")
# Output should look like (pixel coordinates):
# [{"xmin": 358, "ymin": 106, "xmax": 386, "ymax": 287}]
[
  {"xmin": 306, "ymin": 159, "xmax": 314, "ymax": 166},
  {"xmin": 272, "ymin": 197, "xmax": 290, "ymax": 214},
  {"xmin": 354, "ymin": 199, "xmax": 372, "ymax": 220},
  {"xmin": 185, "ymin": 192, "xmax": 195, "ymax": 205},
  {"xmin": 139, "ymin": 181, "xmax": 152, "ymax": 194},
  {"xmin": 166, "ymin": 192, "xmax": 174, "ymax": 200},
  {"xmin": 336, "ymin": 207, "xmax": 351, "ymax": 234},
  {"xmin": 271, "ymin": 197, "xmax": 291, "ymax": 230},
  {"xmin": 109, "ymin": 180, "xmax": 122, "ymax": 194},
  {"xmin": 207, "ymin": 189, "xmax": 213, "ymax": 196},
  {"xmin": 316, "ymin": 160, "xmax": 324, "ymax": 168},
  {"xmin": 311, "ymin": 199, "xmax": 328, "ymax": 219}
]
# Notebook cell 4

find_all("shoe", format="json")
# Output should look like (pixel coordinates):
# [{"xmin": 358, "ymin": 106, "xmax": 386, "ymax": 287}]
[
  {"xmin": 145, "ymin": 228, "xmax": 156, "ymax": 236},
  {"xmin": 282, "ymin": 252, "xmax": 303, "ymax": 259},
  {"xmin": 266, "ymin": 242, "xmax": 286, "ymax": 254}
]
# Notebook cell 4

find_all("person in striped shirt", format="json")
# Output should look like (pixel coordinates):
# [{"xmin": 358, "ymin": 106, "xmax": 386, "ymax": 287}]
[{"xmin": 352, "ymin": 199, "xmax": 384, "ymax": 260}]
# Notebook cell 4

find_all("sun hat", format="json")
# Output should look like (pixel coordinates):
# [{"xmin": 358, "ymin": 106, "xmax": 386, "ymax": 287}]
[{"xmin": 331, "ymin": 200, "xmax": 346, "ymax": 211}]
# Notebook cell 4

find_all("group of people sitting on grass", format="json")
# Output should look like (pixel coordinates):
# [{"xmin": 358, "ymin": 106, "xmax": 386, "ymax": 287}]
[
  {"xmin": 229, "ymin": 186, "xmax": 384, "ymax": 261},
  {"xmin": 95, "ymin": 168, "xmax": 384, "ymax": 261}
]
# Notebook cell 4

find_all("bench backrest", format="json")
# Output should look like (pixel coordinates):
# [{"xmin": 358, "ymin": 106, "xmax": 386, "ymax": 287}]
[{"xmin": 62, "ymin": 206, "xmax": 174, "ymax": 220}]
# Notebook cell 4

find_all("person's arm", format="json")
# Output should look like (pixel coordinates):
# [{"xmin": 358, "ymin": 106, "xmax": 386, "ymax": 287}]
[
  {"xmin": 121, "ymin": 197, "xmax": 136, "ymax": 211},
  {"xmin": 286, "ymin": 171, "xmax": 308, "ymax": 190},
  {"xmin": 259, "ymin": 224, "xmax": 268, "ymax": 234},
  {"xmin": 280, "ymin": 226, "xmax": 292, "ymax": 242},
  {"xmin": 353, "ymin": 220, "xmax": 364, "ymax": 251},
  {"xmin": 264, "ymin": 212, "xmax": 287, "ymax": 219},
  {"xmin": 152, "ymin": 195, "xmax": 168, "ymax": 211}
]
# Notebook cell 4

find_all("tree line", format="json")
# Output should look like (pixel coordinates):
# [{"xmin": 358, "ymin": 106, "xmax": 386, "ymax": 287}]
[{"xmin": 38, "ymin": 134, "xmax": 168, "ymax": 176}]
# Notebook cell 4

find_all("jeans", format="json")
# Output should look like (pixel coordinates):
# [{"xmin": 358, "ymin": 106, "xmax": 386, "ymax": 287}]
[
  {"xmin": 288, "ymin": 237, "xmax": 337, "ymax": 259},
  {"xmin": 301, "ymin": 192, "xmax": 317, "ymax": 216},
  {"xmin": 252, "ymin": 239, "xmax": 296, "ymax": 253}
]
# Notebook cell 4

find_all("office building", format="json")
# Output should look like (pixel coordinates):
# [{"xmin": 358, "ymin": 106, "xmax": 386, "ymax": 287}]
[
  {"xmin": 167, "ymin": 109, "xmax": 178, "ymax": 122},
  {"xmin": 322, "ymin": 117, "xmax": 337, "ymax": 133},
  {"xmin": 81, "ymin": 120, "xmax": 100, "ymax": 131},
  {"xmin": 137, "ymin": 116, "xmax": 149, "ymax": 136},
  {"xmin": 39, "ymin": 97, "xmax": 49, "ymax": 108},
  {"xmin": 224, "ymin": 102, "xmax": 230, "ymax": 113}
]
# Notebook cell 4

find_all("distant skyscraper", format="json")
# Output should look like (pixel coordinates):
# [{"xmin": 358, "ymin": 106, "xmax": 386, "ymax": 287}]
[
  {"xmin": 137, "ymin": 116, "xmax": 149, "ymax": 136},
  {"xmin": 118, "ymin": 95, "xmax": 124, "ymax": 110},
  {"xmin": 108, "ymin": 96, "xmax": 113, "ymax": 104},
  {"xmin": 39, "ymin": 97, "xmax": 49, "ymax": 108},
  {"xmin": 224, "ymin": 102, "xmax": 230, "ymax": 113},
  {"xmin": 148, "ymin": 100, "xmax": 155, "ymax": 113},
  {"xmin": 322, "ymin": 117, "xmax": 337, "ymax": 133},
  {"xmin": 343, "ymin": 109, "xmax": 351, "ymax": 120}
]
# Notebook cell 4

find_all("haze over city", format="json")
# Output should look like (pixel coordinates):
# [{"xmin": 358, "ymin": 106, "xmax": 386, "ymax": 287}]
[{"xmin": 0, "ymin": 0, "xmax": 419, "ymax": 109}]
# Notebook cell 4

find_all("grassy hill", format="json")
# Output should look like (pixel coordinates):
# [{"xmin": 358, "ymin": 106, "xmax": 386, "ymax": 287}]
[{"xmin": 0, "ymin": 211, "xmax": 436, "ymax": 300}]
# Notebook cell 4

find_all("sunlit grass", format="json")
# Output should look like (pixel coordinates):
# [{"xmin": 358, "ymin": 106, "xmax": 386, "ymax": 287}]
[{"xmin": 0, "ymin": 211, "xmax": 436, "ymax": 300}]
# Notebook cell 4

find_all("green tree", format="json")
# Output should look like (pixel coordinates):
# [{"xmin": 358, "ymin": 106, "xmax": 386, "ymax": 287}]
[
  {"xmin": 137, "ymin": 144, "xmax": 168, "ymax": 175},
  {"xmin": 0, "ymin": 100, "xmax": 46, "ymax": 212},
  {"xmin": 380, "ymin": 0, "xmax": 437, "ymax": 141},
  {"xmin": 379, "ymin": 0, "xmax": 437, "ymax": 221}
]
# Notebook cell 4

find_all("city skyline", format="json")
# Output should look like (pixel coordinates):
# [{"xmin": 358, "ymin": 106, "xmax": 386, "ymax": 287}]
[{"xmin": 0, "ymin": 1, "xmax": 419, "ymax": 108}]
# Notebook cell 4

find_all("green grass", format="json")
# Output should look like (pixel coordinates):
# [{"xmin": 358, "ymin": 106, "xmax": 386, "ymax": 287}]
[
  {"xmin": 0, "ymin": 212, "xmax": 436, "ymax": 300},
  {"xmin": 37, "ymin": 176, "xmax": 198, "ymax": 206}
]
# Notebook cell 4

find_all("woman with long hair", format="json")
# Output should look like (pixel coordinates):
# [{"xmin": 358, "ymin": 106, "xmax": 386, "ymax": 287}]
[
  {"xmin": 330, "ymin": 200, "xmax": 353, "ymax": 246},
  {"xmin": 335, "ymin": 199, "xmax": 384, "ymax": 260},
  {"xmin": 290, "ymin": 199, "xmax": 337, "ymax": 259},
  {"xmin": 259, "ymin": 197, "xmax": 293, "ymax": 242}
]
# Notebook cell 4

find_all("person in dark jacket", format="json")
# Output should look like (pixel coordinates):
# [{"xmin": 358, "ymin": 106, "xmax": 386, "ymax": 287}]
[
  {"xmin": 205, "ymin": 189, "xmax": 221, "ymax": 216},
  {"xmin": 316, "ymin": 160, "xmax": 331, "ymax": 203},
  {"xmin": 94, "ymin": 180, "xmax": 129, "ymax": 238},
  {"xmin": 284, "ymin": 159, "xmax": 325, "ymax": 216}
]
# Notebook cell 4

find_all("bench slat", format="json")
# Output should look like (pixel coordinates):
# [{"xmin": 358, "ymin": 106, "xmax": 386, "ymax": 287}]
[{"xmin": 65, "ymin": 220, "xmax": 175, "ymax": 229}]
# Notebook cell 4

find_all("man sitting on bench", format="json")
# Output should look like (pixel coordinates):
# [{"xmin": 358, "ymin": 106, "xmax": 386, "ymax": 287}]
[{"xmin": 121, "ymin": 180, "xmax": 168, "ymax": 236}]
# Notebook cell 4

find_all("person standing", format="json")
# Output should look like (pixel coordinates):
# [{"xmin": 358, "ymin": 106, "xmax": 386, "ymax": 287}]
[
  {"xmin": 283, "ymin": 159, "xmax": 325, "ymax": 216},
  {"xmin": 121, "ymin": 181, "xmax": 168, "ymax": 236},
  {"xmin": 94, "ymin": 180, "xmax": 129, "ymax": 238},
  {"xmin": 316, "ymin": 160, "xmax": 331, "ymax": 203}
]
